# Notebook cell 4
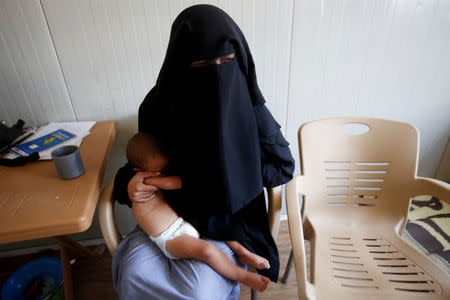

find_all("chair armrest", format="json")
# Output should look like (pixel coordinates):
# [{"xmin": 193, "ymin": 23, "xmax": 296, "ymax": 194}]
[
  {"xmin": 267, "ymin": 185, "xmax": 282, "ymax": 239},
  {"xmin": 286, "ymin": 176, "xmax": 314, "ymax": 300},
  {"xmin": 412, "ymin": 177, "xmax": 450, "ymax": 204},
  {"xmin": 99, "ymin": 174, "xmax": 122, "ymax": 255}
]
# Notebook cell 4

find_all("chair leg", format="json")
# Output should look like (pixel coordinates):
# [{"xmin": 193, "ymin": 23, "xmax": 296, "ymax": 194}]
[
  {"xmin": 251, "ymin": 289, "xmax": 257, "ymax": 300},
  {"xmin": 281, "ymin": 249, "xmax": 294, "ymax": 284}
]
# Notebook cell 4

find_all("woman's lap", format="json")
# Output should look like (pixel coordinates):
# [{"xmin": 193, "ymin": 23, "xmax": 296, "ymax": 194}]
[{"xmin": 112, "ymin": 225, "xmax": 241, "ymax": 300}]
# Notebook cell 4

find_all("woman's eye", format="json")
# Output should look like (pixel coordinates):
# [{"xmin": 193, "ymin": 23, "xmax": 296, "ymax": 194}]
[
  {"xmin": 190, "ymin": 61, "xmax": 208, "ymax": 68},
  {"xmin": 220, "ymin": 55, "xmax": 235, "ymax": 64},
  {"xmin": 190, "ymin": 54, "xmax": 234, "ymax": 67}
]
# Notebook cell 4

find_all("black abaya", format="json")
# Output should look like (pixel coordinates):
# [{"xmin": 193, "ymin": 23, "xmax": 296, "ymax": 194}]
[{"xmin": 113, "ymin": 4, "xmax": 294, "ymax": 281}]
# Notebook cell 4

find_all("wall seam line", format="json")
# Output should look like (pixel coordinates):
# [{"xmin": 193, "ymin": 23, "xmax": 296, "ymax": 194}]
[
  {"xmin": 284, "ymin": 0, "xmax": 296, "ymax": 136},
  {"xmin": 38, "ymin": 0, "xmax": 78, "ymax": 121}
]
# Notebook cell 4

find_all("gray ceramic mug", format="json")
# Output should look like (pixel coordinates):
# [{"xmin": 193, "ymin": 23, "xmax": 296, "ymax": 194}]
[{"xmin": 51, "ymin": 145, "xmax": 85, "ymax": 179}]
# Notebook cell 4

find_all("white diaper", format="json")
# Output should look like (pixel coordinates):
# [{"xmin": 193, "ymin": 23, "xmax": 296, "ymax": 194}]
[{"xmin": 149, "ymin": 217, "xmax": 200, "ymax": 259}]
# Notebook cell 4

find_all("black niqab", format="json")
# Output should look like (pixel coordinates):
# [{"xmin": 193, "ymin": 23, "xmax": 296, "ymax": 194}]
[{"xmin": 140, "ymin": 5, "xmax": 266, "ymax": 215}]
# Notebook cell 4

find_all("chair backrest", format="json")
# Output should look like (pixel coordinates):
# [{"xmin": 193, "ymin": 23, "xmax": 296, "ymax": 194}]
[
  {"xmin": 99, "ymin": 174, "xmax": 122, "ymax": 255},
  {"xmin": 298, "ymin": 117, "xmax": 419, "ymax": 232}
]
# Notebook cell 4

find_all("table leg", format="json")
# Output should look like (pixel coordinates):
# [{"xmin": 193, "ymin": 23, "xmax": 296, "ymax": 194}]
[
  {"xmin": 53, "ymin": 235, "xmax": 105, "ymax": 300},
  {"xmin": 59, "ymin": 244, "xmax": 74, "ymax": 300}
]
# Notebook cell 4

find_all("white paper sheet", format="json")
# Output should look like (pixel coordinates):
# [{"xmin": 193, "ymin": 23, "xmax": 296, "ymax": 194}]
[{"xmin": 5, "ymin": 121, "xmax": 96, "ymax": 160}]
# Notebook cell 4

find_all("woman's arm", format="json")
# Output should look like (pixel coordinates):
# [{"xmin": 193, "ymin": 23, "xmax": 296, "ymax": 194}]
[
  {"xmin": 113, "ymin": 163, "xmax": 136, "ymax": 207},
  {"xmin": 144, "ymin": 176, "xmax": 182, "ymax": 190},
  {"xmin": 254, "ymin": 104, "xmax": 295, "ymax": 188}
]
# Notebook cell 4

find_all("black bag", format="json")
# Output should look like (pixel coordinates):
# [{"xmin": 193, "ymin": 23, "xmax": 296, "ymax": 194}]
[
  {"xmin": 0, "ymin": 119, "xmax": 40, "ymax": 166},
  {"xmin": 0, "ymin": 119, "xmax": 25, "ymax": 153}
]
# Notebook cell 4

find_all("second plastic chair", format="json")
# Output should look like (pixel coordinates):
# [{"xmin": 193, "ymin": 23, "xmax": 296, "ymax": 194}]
[{"xmin": 285, "ymin": 117, "xmax": 450, "ymax": 299}]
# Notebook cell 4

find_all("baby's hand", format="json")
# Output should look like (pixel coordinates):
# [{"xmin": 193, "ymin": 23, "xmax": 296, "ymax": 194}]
[{"xmin": 128, "ymin": 171, "xmax": 160, "ymax": 202}]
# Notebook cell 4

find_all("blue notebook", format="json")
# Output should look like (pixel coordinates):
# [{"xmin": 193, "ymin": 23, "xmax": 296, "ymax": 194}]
[{"xmin": 9, "ymin": 129, "xmax": 76, "ymax": 157}]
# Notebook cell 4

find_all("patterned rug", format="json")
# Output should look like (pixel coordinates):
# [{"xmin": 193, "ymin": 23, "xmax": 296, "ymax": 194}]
[{"xmin": 402, "ymin": 195, "xmax": 450, "ymax": 273}]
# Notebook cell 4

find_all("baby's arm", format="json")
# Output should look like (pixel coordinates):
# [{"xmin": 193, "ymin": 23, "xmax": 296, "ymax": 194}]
[{"xmin": 143, "ymin": 176, "xmax": 182, "ymax": 190}]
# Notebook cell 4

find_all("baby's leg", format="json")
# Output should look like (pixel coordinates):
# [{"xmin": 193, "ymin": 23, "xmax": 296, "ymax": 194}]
[
  {"xmin": 226, "ymin": 241, "xmax": 270, "ymax": 270},
  {"xmin": 166, "ymin": 236, "xmax": 270, "ymax": 292}
]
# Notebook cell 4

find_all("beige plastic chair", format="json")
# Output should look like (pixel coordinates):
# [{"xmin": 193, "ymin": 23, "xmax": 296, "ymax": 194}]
[
  {"xmin": 285, "ymin": 117, "xmax": 450, "ymax": 300},
  {"xmin": 99, "ymin": 173, "xmax": 283, "ymax": 299}
]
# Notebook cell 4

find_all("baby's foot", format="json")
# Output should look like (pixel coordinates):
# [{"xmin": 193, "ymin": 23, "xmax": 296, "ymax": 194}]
[
  {"xmin": 238, "ymin": 251, "xmax": 270, "ymax": 270},
  {"xmin": 242, "ymin": 273, "xmax": 270, "ymax": 292}
]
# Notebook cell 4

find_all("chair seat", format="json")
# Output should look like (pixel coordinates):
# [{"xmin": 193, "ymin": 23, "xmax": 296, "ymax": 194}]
[{"xmin": 310, "ymin": 228, "xmax": 449, "ymax": 299}]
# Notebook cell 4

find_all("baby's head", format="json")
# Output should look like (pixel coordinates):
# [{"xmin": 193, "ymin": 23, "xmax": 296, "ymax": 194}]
[{"xmin": 126, "ymin": 133, "xmax": 168, "ymax": 173}]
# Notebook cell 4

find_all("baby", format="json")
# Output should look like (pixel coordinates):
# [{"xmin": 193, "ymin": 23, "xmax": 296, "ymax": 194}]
[{"xmin": 126, "ymin": 132, "xmax": 271, "ymax": 292}]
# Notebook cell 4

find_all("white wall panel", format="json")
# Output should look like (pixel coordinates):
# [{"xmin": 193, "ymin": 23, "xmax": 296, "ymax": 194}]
[
  {"xmin": 41, "ymin": 0, "xmax": 109, "ymax": 122},
  {"xmin": 287, "ymin": 0, "xmax": 450, "ymax": 178},
  {"xmin": 0, "ymin": 0, "xmax": 74, "ymax": 127}
]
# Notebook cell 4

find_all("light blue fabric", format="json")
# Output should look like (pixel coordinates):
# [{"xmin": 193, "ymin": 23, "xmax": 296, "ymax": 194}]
[{"xmin": 112, "ymin": 225, "xmax": 241, "ymax": 300}]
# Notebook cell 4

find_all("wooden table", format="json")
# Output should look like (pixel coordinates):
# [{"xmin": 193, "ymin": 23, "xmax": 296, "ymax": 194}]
[{"xmin": 0, "ymin": 121, "xmax": 116, "ymax": 300}]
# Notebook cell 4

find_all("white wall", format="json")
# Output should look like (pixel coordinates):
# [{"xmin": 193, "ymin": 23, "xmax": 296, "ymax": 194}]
[
  {"xmin": 0, "ymin": 0, "xmax": 75, "ymax": 126},
  {"xmin": 286, "ymin": 0, "xmax": 450, "ymax": 178},
  {"xmin": 0, "ymin": 0, "xmax": 449, "ymax": 250}
]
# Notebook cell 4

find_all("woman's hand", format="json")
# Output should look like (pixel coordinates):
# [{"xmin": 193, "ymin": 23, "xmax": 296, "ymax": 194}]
[{"xmin": 128, "ymin": 171, "xmax": 160, "ymax": 203}]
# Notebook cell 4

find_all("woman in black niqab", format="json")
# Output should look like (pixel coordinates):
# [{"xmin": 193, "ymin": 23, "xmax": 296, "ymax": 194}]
[{"xmin": 114, "ymin": 4, "xmax": 294, "ymax": 283}]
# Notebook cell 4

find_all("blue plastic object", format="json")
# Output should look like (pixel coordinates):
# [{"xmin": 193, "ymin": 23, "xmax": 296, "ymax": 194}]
[{"xmin": 1, "ymin": 257, "xmax": 63, "ymax": 300}]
